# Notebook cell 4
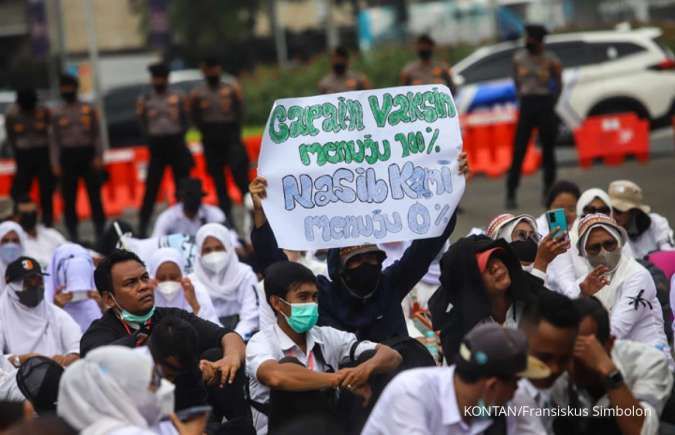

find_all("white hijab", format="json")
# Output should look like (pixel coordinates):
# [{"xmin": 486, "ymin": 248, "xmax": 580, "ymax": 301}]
[
  {"xmin": 194, "ymin": 223, "xmax": 252, "ymax": 301},
  {"xmin": 58, "ymin": 346, "xmax": 157, "ymax": 435},
  {"xmin": 148, "ymin": 247, "xmax": 190, "ymax": 311},
  {"xmin": 568, "ymin": 189, "xmax": 614, "ymax": 277},
  {"xmin": 496, "ymin": 215, "xmax": 538, "ymax": 242},
  {"xmin": 0, "ymin": 280, "xmax": 59, "ymax": 355},
  {"xmin": 0, "ymin": 221, "xmax": 27, "ymax": 287},
  {"xmin": 45, "ymin": 243, "xmax": 101, "ymax": 332},
  {"xmin": 578, "ymin": 221, "xmax": 641, "ymax": 310}
]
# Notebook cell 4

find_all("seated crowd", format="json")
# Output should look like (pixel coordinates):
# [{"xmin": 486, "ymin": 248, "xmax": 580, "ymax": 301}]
[{"xmin": 0, "ymin": 166, "xmax": 674, "ymax": 435}]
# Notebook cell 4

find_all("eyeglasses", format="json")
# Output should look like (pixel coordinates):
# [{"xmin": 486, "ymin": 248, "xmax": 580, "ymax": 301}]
[
  {"xmin": 583, "ymin": 206, "xmax": 611, "ymax": 216},
  {"xmin": 586, "ymin": 239, "xmax": 618, "ymax": 256},
  {"xmin": 512, "ymin": 229, "xmax": 541, "ymax": 243}
]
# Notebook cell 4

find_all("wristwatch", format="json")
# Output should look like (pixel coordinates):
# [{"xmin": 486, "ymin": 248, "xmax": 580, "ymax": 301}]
[{"xmin": 604, "ymin": 369, "xmax": 624, "ymax": 390}]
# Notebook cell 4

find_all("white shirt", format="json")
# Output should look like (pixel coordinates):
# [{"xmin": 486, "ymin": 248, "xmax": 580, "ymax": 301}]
[
  {"xmin": 629, "ymin": 213, "xmax": 674, "ymax": 259},
  {"xmin": 0, "ymin": 356, "xmax": 23, "ymax": 401},
  {"xmin": 151, "ymin": 204, "xmax": 226, "ymax": 238},
  {"xmin": 552, "ymin": 339, "xmax": 673, "ymax": 435},
  {"xmin": 24, "ymin": 225, "xmax": 67, "ymax": 268},
  {"xmin": 509, "ymin": 379, "xmax": 555, "ymax": 434},
  {"xmin": 604, "ymin": 262, "xmax": 673, "ymax": 366},
  {"xmin": 362, "ymin": 366, "xmax": 494, "ymax": 435},
  {"xmin": 246, "ymin": 323, "xmax": 377, "ymax": 435},
  {"xmin": 154, "ymin": 281, "xmax": 221, "ymax": 326}
]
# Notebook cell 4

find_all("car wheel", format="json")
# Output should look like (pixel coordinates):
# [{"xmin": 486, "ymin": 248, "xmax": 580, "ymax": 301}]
[{"xmin": 588, "ymin": 99, "xmax": 651, "ymax": 124}]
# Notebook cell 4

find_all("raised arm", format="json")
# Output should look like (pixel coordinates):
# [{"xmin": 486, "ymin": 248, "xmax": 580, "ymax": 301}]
[{"xmin": 250, "ymin": 177, "xmax": 289, "ymax": 272}]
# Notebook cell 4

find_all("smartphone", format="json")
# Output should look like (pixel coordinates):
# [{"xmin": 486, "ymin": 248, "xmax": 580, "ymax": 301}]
[
  {"xmin": 174, "ymin": 405, "xmax": 212, "ymax": 422},
  {"xmin": 69, "ymin": 291, "xmax": 90, "ymax": 302},
  {"xmin": 546, "ymin": 208, "xmax": 568, "ymax": 239}
]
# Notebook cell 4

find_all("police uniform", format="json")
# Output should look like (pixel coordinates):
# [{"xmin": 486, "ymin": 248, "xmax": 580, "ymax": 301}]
[
  {"xmin": 189, "ymin": 80, "xmax": 247, "ymax": 223},
  {"xmin": 5, "ymin": 104, "xmax": 54, "ymax": 226},
  {"xmin": 318, "ymin": 70, "xmax": 369, "ymax": 94},
  {"xmin": 137, "ymin": 87, "xmax": 192, "ymax": 236},
  {"xmin": 507, "ymin": 48, "xmax": 562, "ymax": 203},
  {"xmin": 400, "ymin": 60, "xmax": 455, "ymax": 93},
  {"xmin": 49, "ymin": 100, "xmax": 106, "ymax": 242}
]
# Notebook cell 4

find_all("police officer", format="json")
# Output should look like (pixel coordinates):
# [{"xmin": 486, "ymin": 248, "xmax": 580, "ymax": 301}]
[
  {"xmin": 5, "ymin": 88, "xmax": 54, "ymax": 227},
  {"xmin": 189, "ymin": 58, "xmax": 247, "ymax": 225},
  {"xmin": 506, "ymin": 24, "xmax": 563, "ymax": 210},
  {"xmin": 400, "ymin": 34, "xmax": 455, "ymax": 94},
  {"xmin": 137, "ymin": 62, "xmax": 192, "ymax": 237},
  {"xmin": 50, "ymin": 74, "xmax": 106, "ymax": 242},
  {"xmin": 318, "ymin": 46, "xmax": 371, "ymax": 94}
]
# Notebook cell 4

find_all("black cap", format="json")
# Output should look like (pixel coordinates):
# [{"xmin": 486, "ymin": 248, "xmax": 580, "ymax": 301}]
[
  {"xmin": 178, "ymin": 178, "xmax": 206, "ymax": 198},
  {"xmin": 16, "ymin": 356, "xmax": 64, "ymax": 414},
  {"xmin": 524, "ymin": 24, "xmax": 548, "ymax": 41},
  {"xmin": 59, "ymin": 73, "xmax": 78, "ymax": 87},
  {"xmin": 148, "ymin": 62, "xmax": 170, "ymax": 77},
  {"xmin": 454, "ymin": 323, "xmax": 550, "ymax": 380},
  {"xmin": 5, "ymin": 256, "xmax": 47, "ymax": 284}
]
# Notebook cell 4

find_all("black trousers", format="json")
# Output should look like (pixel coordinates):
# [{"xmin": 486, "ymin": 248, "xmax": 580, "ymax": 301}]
[
  {"xmin": 201, "ymin": 123, "xmax": 249, "ymax": 224},
  {"xmin": 139, "ymin": 134, "xmax": 192, "ymax": 236},
  {"xmin": 60, "ymin": 147, "xmax": 105, "ymax": 242},
  {"xmin": 506, "ymin": 95, "xmax": 558, "ymax": 198},
  {"xmin": 11, "ymin": 148, "xmax": 54, "ymax": 226}
]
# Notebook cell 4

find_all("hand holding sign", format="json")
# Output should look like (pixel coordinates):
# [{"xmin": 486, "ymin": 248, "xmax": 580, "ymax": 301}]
[{"xmin": 258, "ymin": 85, "xmax": 465, "ymax": 250}]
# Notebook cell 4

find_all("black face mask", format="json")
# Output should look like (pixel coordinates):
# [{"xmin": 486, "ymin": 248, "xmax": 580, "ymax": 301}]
[
  {"xmin": 19, "ymin": 211, "xmax": 38, "ymax": 232},
  {"xmin": 153, "ymin": 84, "xmax": 168, "ymax": 94},
  {"xmin": 510, "ymin": 239, "xmax": 538, "ymax": 264},
  {"xmin": 17, "ymin": 97, "xmax": 37, "ymax": 112},
  {"xmin": 183, "ymin": 196, "xmax": 201, "ymax": 216},
  {"xmin": 418, "ymin": 49, "xmax": 432, "ymax": 61},
  {"xmin": 342, "ymin": 263, "xmax": 381, "ymax": 299},
  {"xmin": 525, "ymin": 42, "xmax": 540, "ymax": 54},
  {"xmin": 332, "ymin": 63, "xmax": 347, "ymax": 75},
  {"xmin": 18, "ymin": 286, "xmax": 45, "ymax": 308},
  {"xmin": 206, "ymin": 75, "xmax": 220, "ymax": 87},
  {"xmin": 60, "ymin": 92, "xmax": 77, "ymax": 103}
]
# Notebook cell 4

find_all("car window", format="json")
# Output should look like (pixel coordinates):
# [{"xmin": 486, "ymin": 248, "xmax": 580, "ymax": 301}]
[
  {"xmin": 461, "ymin": 48, "xmax": 517, "ymax": 84},
  {"xmin": 547, "ymin": 41, "xmax": 593, "ymax": 68},
  {"xmin": 587, "ymin": 42, "xmax": 646, "ymax": 62}
]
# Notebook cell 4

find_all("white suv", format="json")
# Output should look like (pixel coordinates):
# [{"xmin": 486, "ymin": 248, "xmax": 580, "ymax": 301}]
[{"xmin": 452, "ymin": 27, "xmax": 675, "ymax": 131}]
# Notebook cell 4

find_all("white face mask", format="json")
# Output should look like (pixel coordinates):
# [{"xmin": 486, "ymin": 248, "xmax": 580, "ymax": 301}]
[
  {"xmin": 201, "ymin": 251, "xmax": 228, "ymax": 273},
  {"xmin": 157, "ymin": 281, "xmax": 182, "ymax": 300}
]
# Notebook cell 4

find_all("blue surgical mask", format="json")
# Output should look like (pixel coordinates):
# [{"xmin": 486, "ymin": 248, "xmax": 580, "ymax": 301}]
[
  {"xmin": 0, "ymin": 243, "xmax": 22, "ymax": 264},
  {"xmin": 112, "ymin": 295, "xmax": 155, "ymax": 324},
  {"xmin": 280, "ymin": 299, "xmax": 319, "ymax": 334}
]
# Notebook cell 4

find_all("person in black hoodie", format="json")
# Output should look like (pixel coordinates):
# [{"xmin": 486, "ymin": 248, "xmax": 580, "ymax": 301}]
[
  {"xmin": 248, "ymin": 158, "xmax": 465, "ymax": 343},
  {"xmin": 429, "ymin": 235, "xmax": 549, "ymax": 360}
]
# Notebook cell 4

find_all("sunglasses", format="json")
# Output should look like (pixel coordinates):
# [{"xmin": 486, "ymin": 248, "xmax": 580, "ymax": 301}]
[
  {"xmin": 586, "ymin": 239, "xmax": 618, "ymax": 256},
  {"xmin": 583, "ymin": 206, "xmax": 611, "ymax": 216},
  {"xmin": 512, "ymin": 229, "xmax": 541, "ymax": 243}
]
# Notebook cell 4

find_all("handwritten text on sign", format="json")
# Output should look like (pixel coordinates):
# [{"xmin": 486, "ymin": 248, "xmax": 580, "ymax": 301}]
[{"xmin": 258, "ymin": 85, "xmax": 465, "ymax": 250}]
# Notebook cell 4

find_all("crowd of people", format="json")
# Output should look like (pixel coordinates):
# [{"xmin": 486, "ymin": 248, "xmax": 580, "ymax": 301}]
[
  {"xmin": 1, "ymin": 24, "xmax": 674, "ymax": 435},
  {"xmin": 0, "ymin": 164, "xmax": 673, "ymax": 435}
]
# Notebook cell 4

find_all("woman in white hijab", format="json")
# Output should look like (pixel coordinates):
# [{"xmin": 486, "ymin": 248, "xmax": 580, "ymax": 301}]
[
  {"xmin": 0, "ymin": 256, "xmax": 81, "ymax": 368},
  {"xmin": 546, "ymin": 188, "xmax": 634, "ymax": 298},
  {"xmin": 576, "ymin": 214, "xmax": 672, "ymax": 366},
  {"xmin": 0, "ymin": 221, "xmax": 27, "ymax": 288},
  {"xmin": 148, "ymin": 247, "xmax": 220, "ymax": 325},
  {"xmin": 58, "ymin": 345, "xmax": 177, "ymax": 435},
  {"xmin": 189, "ymin": 223, "xmax": 258, "ymax": 340},
  {"xmin": 46, "ymin": 243, "xmax": 102, "ymax": 333}
]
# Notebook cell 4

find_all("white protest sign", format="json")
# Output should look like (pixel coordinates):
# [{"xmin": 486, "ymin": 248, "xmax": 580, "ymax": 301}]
[{"xmin": 258, "ymin": 84, "xmax": 465, "ymax": 250}]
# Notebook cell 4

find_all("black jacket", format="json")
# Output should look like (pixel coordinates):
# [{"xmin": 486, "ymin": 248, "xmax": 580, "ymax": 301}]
[
  {"xmin": 429, "ymin": 235, "xmax": 547, "ymax": 359},
  {"xmin": 80, "ymin": 307, "xmax": 230, "ymax": 357},
  {"xmin": 251, "ymin": 213, "xmax": 457, "ymax": 342}
]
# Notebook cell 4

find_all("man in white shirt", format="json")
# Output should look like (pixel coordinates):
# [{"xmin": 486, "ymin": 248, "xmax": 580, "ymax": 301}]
[
  {"xmin": 362, "ymin": 322, "xmax": 551, "ymax": 435},
  {"xmin": 609, "ymin": 180, "xmax": 674, "ymax": 259},
  {"xmin": 151, "ymin": 178, "xmax": 227, "ymax": 238},
  {"xmin": 511, "ymin": 290, "xmax": 580, "ymax": 434},
  {"xmin": 246, "ymin": 260, "xmax": 401, "ymax": 435},
  {"xmin": 15, "ymin": 198, "xmax": 66, "ymax": 268},
  {"xmin": 551, "ymin": 297, "xmax": 673, "ymax": 435}
]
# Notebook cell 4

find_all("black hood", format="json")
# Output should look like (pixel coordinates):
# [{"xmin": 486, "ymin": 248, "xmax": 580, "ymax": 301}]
[{"xmin": 429, "ymin": 235, "xmax": 536, "ymax": 356}]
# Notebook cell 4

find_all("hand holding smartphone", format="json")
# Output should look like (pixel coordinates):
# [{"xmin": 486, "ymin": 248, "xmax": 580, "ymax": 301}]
[{"xmin": 546, "ymin": 208, "xmax": 568, "ymax": 240}]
